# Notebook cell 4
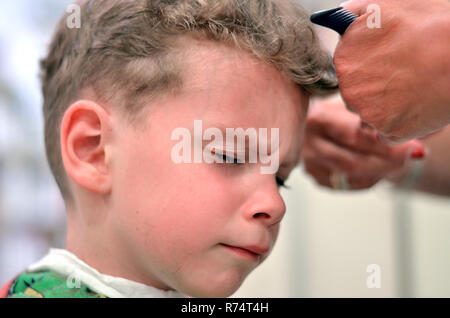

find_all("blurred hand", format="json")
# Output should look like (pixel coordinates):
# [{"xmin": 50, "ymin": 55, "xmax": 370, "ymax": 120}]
[
  {"xmin": 301, "ymin": 100, "xmax": 425, "ymax": 190},
  {"xmin": 335, "ymin": 0, "xmax": 450, "ymax": 144}
]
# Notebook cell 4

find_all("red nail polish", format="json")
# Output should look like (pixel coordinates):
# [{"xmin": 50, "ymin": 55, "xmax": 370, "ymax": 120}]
[{"xmin": 410, "ymin": 148, "xmax": 425, "ymax": 159}]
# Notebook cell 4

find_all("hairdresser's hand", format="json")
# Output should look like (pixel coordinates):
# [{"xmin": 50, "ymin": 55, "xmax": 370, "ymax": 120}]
[
  {"xmin": 301, "ymin": 100, "xmax": 425, "ymax": 190},
  {"xmin": 334, "ymin": 0, "xmax": 450, "ymax": 144}
]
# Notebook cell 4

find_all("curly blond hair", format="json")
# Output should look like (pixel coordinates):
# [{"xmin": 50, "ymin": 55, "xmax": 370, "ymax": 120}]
[{"xmin": 41, "ymin": 0, "xmax": 337, "ymax": 203}]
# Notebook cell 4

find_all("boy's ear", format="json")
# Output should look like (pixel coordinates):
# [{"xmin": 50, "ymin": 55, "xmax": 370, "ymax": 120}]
[{"xmin": 60, "ymin": 100, "xmax": 113, "ymax": 195}]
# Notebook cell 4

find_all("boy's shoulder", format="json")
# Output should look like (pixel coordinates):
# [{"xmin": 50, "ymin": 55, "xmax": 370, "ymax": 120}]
[{"xmin": 1, "ymin": 270, "xmax": 107, "ymax": 298}]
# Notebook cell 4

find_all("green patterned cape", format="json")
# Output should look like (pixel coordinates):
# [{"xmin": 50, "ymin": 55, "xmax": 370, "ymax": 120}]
[{"xmin": 4, "ymin": 270, "xmax": 107, "ymax": 298}]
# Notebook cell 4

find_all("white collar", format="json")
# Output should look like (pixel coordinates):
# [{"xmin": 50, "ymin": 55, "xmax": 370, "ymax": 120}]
[{"xmin": 27, "ymin": 248, "xmax": 186, "ymax": 298}]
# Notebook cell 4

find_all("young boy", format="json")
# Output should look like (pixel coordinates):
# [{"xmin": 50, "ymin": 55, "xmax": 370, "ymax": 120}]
[{"xmin": 1, "ymin": 0, "xmax": 337, "ymax": 298}]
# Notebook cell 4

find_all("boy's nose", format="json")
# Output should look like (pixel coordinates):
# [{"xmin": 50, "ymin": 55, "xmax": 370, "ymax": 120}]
[{"xmin": 243, "ymin": 180, "xmax": 286, "ymax": 227}]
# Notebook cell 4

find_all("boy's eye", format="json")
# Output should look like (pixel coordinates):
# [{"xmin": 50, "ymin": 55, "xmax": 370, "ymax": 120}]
[
  {"xmin": 215, "ymin": 152, "xmax": 244, "ymax": 164},
  {"xmin": 214, "ymin": 151, "xmax": 290, "ymax": 189}
]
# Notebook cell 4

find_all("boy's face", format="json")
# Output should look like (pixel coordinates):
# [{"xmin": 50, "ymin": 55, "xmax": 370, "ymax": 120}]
[{"xmin": 108, "ymin": 40, "xmax": 308, "ymax": 297}]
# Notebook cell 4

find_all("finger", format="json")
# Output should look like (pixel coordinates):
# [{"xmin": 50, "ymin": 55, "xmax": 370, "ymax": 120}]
[
  {"xmin": 321, "ymin": 117, "xmax": 391, "ymax": 157},
  {"xmin": 310, "ymin": 135, "xmax": 366, "ymax": 173},
  {"xmin": 354, "ymin": 126, "xmax": 392, "ymax": 157},
  {"xmin": 386, "ymin": 139, "xmax": 426, "ymax": 163},
  {"xmin": 345, "ymin": 140, "xmax": 427, "ymax": 179},
  {"xmin": 349, "ymin": 153, "xmax": 401, "ymax": 178},
  {"xmin": 307, "ymin": 101, "xmax": 393, "ymax": 157},
  {"xmin": 306, "ymin": 160, "xmax": 381, "ymax": 191},
  {"xmin": 304, "ymin": 162, "xmax": 332, "ymax": 188},
  {"xmin": 308, "ymin": 101, "xmax": 360, "ymax": 139},
  {"xmin": 304, "ymin": 151, "xmax": 385, "ymax": 190},
  {"xmin": 310, "ymin": 133, "xmax": 414, "ymax": 179},
  {"xmin": 376, "ymin": 132, "xmax": 414, "ymax": 146}
]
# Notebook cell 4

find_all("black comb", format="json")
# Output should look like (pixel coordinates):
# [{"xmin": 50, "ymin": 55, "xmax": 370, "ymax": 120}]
[{"xmin": 310, "ymin": 7, "xmax": 358, "ymax": 35}]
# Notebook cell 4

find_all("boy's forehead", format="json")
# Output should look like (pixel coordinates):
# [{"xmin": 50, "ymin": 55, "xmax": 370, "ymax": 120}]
[
  {"xmin": 179, "ymin": 38, "xmax": 291, "ymax": 93},
  {"xmin": 177, "ymin": 40, "xmax": 306, "ymax": 117}
]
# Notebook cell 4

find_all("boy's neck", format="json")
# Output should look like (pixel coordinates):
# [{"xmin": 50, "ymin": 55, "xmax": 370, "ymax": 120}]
[{"xmin": 65, "ymin": 216, "xmax": 172, "ymax": 292}]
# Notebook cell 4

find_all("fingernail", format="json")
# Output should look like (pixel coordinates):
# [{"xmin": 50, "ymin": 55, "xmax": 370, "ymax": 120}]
[{"xmin": 410, "ymin": 147, "xmax": 426, "ymax": 160}]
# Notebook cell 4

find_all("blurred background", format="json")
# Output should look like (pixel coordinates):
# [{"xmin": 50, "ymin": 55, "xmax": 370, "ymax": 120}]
[{"xmin": 0, "ymin": 0, "xmax": 449, "ymax": 297}]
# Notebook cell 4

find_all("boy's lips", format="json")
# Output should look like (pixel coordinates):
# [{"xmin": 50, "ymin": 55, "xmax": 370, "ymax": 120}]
[{"xmin": 220, "ymin": 243, "xmax": 269, "ymax": 261}]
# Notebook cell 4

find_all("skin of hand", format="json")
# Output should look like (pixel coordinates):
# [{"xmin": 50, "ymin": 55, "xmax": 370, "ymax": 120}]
[
  {"xmin": 387, "ymin": 125, "xmax": 450, "ymax": 196},
  {"xmin": 301, "ymin": 100, "xmax": 425, "ymax": 190},
  {"xmin": 334, "ymin": 0, "xmax": 450, "ymax": 144}
]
